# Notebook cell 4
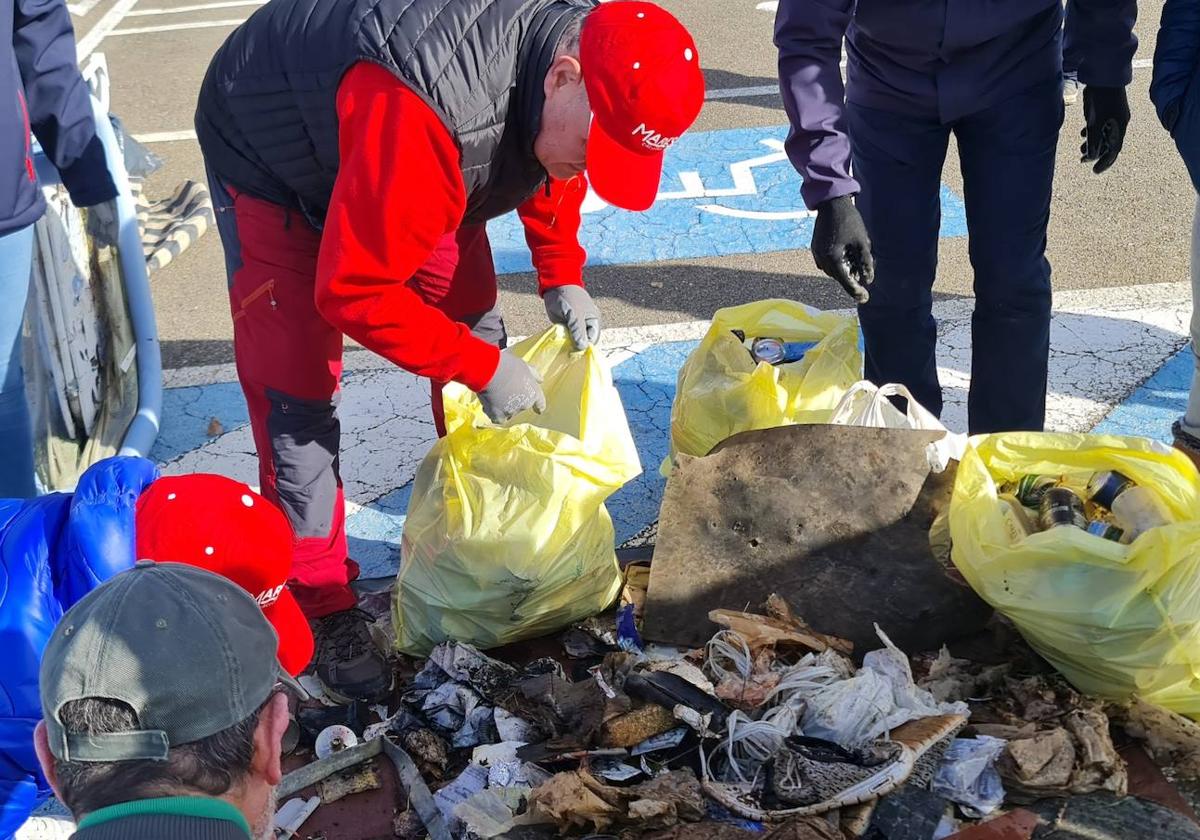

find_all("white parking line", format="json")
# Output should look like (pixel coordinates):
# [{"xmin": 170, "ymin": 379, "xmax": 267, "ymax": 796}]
[
  {"xmin": 135, "ymin": 129, "xmax": 198, "ymax": 143},
  {"xmin": 67, "ymin": 0, "xmax": 105, "ymax": 18},
  {"xmin": 127, "ymin": 0, "xmax": 264, "ymax": 15},
  {"xmin": 707, "ymin": 84, "xmax": 777, "ymax": 100},
  {"xmin": 109, "ymin": 17, "xmax": 245, "ymax": 35},
  {"xmin": 76, "ymin": 0, "xmax": 140, "ymax": 59}
]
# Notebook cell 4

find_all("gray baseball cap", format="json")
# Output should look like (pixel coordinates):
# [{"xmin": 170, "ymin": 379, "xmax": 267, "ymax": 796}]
[{"xmin": 40, "ymin": 561, "xmax": 305, "ymax": 762}]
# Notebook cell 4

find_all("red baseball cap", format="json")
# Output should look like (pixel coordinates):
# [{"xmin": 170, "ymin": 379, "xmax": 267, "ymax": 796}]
[
  {"xmin": 135, "ymin": 475, "xmax": 315, "ymax": 677},
  {"xmin": 581, "ymin": 1, "xmax": 705, "ymax": 212}
]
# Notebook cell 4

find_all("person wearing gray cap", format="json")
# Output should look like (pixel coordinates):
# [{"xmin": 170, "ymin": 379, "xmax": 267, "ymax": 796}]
[{"xmin": 32, "ymin": 561, "xmax": 302, "ymax": 840}]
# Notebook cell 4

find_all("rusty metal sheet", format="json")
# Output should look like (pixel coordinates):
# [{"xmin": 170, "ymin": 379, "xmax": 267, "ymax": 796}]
[{"xmin": 643, "ymin": 424, "xmax": 989, "ymax": 654}]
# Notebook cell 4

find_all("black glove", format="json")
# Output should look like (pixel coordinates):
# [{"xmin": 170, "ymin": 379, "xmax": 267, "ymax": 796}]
[
  {"xmin": 811, "ymin": 195, "xmax": 875, "ymax": 303},
  {"xmin": 1080, "ymin": 86, "xmax": 1130, "ymax": 174}
]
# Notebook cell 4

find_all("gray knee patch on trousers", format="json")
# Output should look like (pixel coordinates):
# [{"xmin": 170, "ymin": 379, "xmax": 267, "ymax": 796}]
[
  {"xmin": 468, "ymin": 305, "xmax": 507, "ymax": 349},
  {"xmin": 266, "ymin": 389, "xmax": 340, "ymax": 538}
]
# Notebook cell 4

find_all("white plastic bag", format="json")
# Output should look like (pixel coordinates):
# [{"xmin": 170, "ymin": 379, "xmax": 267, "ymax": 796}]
[
  {"xmin": 829, "ymin": 381, "xmax": 966, "ymax": 472},
  {"xmin": 798, "ymin": 627, "xmax": 968, "ymax": 748}
]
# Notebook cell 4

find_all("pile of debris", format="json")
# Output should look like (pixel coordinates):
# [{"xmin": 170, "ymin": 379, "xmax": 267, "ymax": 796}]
[{"xmin": 273, "ymin": 587, "xmax": 1200, "ymax": 840}]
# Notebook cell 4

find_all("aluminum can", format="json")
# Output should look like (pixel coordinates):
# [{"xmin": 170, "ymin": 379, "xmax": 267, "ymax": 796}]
[{"xmin": 1039, "ymin": 487, "xmax": 1087, "ymax": 531}]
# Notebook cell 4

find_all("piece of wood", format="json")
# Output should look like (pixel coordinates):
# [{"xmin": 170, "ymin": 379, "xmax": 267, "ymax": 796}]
[{"xmin": 278, "ymin": 738, "xmax": 382, "ymax": 799}]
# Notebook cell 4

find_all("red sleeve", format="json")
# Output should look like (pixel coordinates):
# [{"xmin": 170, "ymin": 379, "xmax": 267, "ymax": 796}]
[
  {"xmin": 315, "ymin": 62, "xmax": 500, "ymax": 391},
  {"xmin": 517, "ymin": 174, "xmax": 588, "ymax": 295}
]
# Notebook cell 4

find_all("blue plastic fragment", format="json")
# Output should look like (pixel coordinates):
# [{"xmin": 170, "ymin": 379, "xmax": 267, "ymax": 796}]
[
  {"xmin": 706, "ymin": 802, "xmax": 766, "ymax": 832},
  {"xmin": 616, "ymin": 604, "xmax": 643, "ymax": 652}
]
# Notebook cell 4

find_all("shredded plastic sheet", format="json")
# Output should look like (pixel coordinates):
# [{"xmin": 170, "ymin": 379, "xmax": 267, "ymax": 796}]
[
  {"xmin": 701, "ymin": 628, "xmax": 966, "ymax": 786},
  {"xmin": 781, "ymin": 627, "xmax": 968, "ymax": 750},
  {"xmin": 931, "ymin": 736, "xmax": 1006, "ymax": 818}
]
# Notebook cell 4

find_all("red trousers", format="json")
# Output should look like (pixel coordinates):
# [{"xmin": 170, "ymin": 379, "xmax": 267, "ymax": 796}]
[{"xmin": 209, "ymin": 180, "xmax": 503, "ymax": 617}]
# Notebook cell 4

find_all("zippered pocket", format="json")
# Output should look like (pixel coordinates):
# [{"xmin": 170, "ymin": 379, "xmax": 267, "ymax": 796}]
[
  {"xmin": 232, "ymin": 278, "xmax": 277, "ymax": 322},
  {"xmin": 17, "ymin": 89, "xmax": 33, "ymax": 182}
]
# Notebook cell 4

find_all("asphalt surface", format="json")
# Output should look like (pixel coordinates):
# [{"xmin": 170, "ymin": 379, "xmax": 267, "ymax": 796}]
[{"xmin": 71, "ymin": 0, "xmax": 1188, "ymax": 370}]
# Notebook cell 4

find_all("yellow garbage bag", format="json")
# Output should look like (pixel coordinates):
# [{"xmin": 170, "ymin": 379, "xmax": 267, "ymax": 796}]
[
  {"xmin": 667, "ymin": 299, "xmax": 861, "ymax": 465},
  {"xmin": 950, "ymin": 431, "xmax": 1200, "ymax": 716},
  {"xmin": 394, "ymin": 326, "xmax": 642, "ymax": 656}
]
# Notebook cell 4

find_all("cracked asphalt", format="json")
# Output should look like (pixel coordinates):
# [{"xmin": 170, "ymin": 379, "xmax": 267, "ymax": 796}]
[{"xmin": 74, "ymin": 0, "xmax": 1186, "ymax": 371}]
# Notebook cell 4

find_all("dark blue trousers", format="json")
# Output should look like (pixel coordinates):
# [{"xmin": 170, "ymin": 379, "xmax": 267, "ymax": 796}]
[{"xmin": 847, "ymin": 81, "xmax": 1064, "ymax": 434}]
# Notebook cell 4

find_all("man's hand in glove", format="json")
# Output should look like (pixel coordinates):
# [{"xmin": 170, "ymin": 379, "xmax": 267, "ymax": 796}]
[
  {"xmin": 543, "ymin": 285, "xmax": 601, "ymax": 350},
  {"xmin": 85, "ymin": 199, "xmax": 120, "ymax": 249},
  {"xmin": 477, "ymin": 351, "xmax": 546, "ymax": 424},
  {"xmin": 1080, "ymin": 86, "xmax": 1130, "ymax": 174},
  {"xmin": 811, "ymin": 195, "xmax": 874, "ymax": 304}
]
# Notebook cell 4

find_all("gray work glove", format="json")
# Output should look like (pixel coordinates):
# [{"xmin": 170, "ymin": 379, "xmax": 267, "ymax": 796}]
[
  {"xmin": 477, "ymin": 351, "xmax": 546, "ymax": 424},
  {"xmin": 85, "ymin": 198, "xmax": 120, "ymax": 249},
  {"xmin": 543, "ymin": 284, "xmax": 601, "ymax": 350}
]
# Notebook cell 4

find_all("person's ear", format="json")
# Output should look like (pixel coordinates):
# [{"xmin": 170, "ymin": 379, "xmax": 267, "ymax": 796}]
[
  {"xmin": 251, "ymin": 693, "xmax": 290, "ymax": 786},
  {"xmin": 33, "ymin": 721, "xmax": 66, "ymax": 805},
  {"xmin": 543, "ymin": 54, "xmax": 583, "ymax": 97}
]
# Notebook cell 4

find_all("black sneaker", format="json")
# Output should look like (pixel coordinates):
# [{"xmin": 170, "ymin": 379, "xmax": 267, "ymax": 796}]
[
  {"xmin": 1173, "ymin": 420, "xmax": 1200, "ymax": 474},
  {"xmin": 313, "ymin": 608, "xmax": 392, "ymax": 703}
]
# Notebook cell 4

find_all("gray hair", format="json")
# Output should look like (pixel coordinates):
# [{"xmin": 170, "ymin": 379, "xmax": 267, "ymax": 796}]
[
  {"xmin": 556, "ymin": 11, "xmax": 585, "ymax": 56},
  {"xmin": 53, "ymin": 697, "xmax": 264, "ymax": 818}
]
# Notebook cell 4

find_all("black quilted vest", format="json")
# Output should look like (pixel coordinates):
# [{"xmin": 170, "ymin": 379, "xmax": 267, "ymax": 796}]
[{"xmin": 195, "ymin": 0, "xmax": 592, "ymax": 226}]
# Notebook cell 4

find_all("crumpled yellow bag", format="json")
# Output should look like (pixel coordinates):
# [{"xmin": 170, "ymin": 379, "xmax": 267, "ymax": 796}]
[
  {"xmin": 950, "ymin": 432, "xmax": 1200, "ymax": 716},
  {"xmin": 667, "ymin": 300, "xmax": 862, "ymax": 466},
  {"xmin": 394, "ymin": 326, "xmax": 642, "ymax": 656}
]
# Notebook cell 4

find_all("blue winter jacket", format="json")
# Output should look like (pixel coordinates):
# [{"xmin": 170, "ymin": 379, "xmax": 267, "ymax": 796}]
[
  {"xmin": 1, "ymin": 0, "xmax": 116, "ymax": 236},
  {"xmin": 1152, "ymin": 0, "xmax": 1200, "ymax": 193},
  {"xmin": 0, "ymin": 457, "xmax": 158, "ymax": 839}
]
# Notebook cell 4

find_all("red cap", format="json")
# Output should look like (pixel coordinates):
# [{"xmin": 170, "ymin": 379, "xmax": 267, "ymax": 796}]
[
  {"xmin": 581, "ymin": 1, "xmax": 705, "ymax": 212},
  {"xmin": 135, "ymin": 475, "xmax": 315, "ymax": 677}
]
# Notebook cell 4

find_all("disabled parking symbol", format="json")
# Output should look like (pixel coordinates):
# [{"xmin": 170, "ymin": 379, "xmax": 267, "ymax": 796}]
[{"xmin": 488, "ymin": 124, "xmax": 968, "ymax": 273}]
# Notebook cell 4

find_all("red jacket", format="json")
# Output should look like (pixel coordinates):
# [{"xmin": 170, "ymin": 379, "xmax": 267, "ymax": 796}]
[{"xmin": 314, "ymin": 62, "xmax": 587, "ymax": 392}]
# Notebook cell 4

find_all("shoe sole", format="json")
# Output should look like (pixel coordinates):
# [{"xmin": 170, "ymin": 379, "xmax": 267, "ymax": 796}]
[
  {"xmin": 702, "ymin": 744, "xmax": 917, "ymax": 820},
  {"xmin": 316, "ymin": 674, "xmax": 394, "ymax": 705},
  {"xmin": 891, "ymin": 713, "xmax": 967, "ymax": 757}
]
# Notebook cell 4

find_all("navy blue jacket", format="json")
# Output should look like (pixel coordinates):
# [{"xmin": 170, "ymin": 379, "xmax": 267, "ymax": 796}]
[
  {"xmin": 0, "ymin": 457, "xmax": 157, "ymax": 840},
  {"xmin": 1, "ymin": 0, "xmax": 116, "ymax": 237},
  {"xmin": 1152, "ymin": 0, "xmax": 1200, "ymax": 192},
  {"xmin": 777, "ymin": 0, "xmax": 1138, "ymax": 209}
]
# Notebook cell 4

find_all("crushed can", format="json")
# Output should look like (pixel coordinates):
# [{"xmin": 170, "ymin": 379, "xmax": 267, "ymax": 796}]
[
  {"xmin": 1039, "ymin": 487, "xmax": 1087, "ymax": 531},
  {"xmin": 1015, "ymin": 474, "xmax": 1059, "ymax": 508},
  {"xmin": 749, "ymin": 337, "xmax": 818, "ymax": 366}
]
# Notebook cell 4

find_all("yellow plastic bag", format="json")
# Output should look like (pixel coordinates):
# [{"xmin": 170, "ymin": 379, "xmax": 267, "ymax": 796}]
[
  {"xmin": 393, "ymin": 326, "xmax": 642, "ymax": 656},
  {"xmin": 950, "ymin": 432, "xmax": 1200, "ymax": 716},
  {"xmin": 667, "ymin": 299, "xmax": 862, "ymax": 465}
]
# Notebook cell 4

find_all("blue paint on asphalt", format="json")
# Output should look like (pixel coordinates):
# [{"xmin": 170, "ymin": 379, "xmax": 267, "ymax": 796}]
[
  {"xmin": 349, "ymin": 483, "xmax": 414, "ymax": 580},
  {"xmin": 488, "ymin": 124, "xmax": 969, "ymax": 273},
  {"xmin": 608, "ymin": 340, "xmax": 698, "ymax": 543},
  {"xmin": 150, "ymin": 381, "xmax": 249, "ymax": 464},
  {"xmin": 1092, "ymin": 346, "xmax": 1192, "ymax": 443},
  {"xmin": 345, "ymin": 340, "xmax": 700, "ymax": 579}
]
